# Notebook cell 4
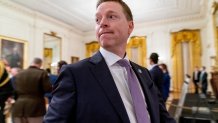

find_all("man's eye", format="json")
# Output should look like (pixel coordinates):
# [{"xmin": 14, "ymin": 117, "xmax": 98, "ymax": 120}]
[
  {"xmin": 109, "ymin": 15, "xmax": 113, "ymax": 18},
  {"xmin": 95, "ymin": 18, "xmax": 99, "ymax": 23},
  {"xmin": 109, "ymin": 15, "xmax": 117, "ymax": 20},
  {"xmin": 95, "ymin": 17, "xmax": 102, "ymax": 24}
]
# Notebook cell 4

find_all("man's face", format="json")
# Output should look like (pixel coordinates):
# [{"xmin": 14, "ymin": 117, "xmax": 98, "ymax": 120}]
[
  {"xmin": 149, "ymin": 58, "xmax": 153, "ymax": 65},
  {"xmin": 95, "ymin": 1, "xmax": 133, "ymax": 51},
  {"xmin": 11, "ymin": 68, "xmax": 18, "ymax": 76}
]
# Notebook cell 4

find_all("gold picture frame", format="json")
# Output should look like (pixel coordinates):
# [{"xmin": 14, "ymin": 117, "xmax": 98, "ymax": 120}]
[
  {"xmin": 85, "ymin": 41, "xmax": 100, "ymax": 57},
  {"xmin": 0, "ymin": 35, "xmax": 28, "ymax": 69},
  {"xmin": 43, "ymin": 48, "xmax": 53, "ymax": 69}
]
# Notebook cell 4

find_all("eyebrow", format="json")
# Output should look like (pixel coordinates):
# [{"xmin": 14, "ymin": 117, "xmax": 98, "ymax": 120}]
[
  {"xmin": 107, "ymin": 10, "xmax": 117, "ymax": 14},
  {"xmin": 95, "ymin": 10, "xmax": 118, "ymax": 17}
]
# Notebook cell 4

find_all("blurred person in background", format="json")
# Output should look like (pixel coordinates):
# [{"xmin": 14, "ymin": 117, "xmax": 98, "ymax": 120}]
[
  {"xmin": 10, "ymin": 67, "xmax": 22, "ymax": 88},
  {"xmin": 199, "ymin": 66, "xmax": 208, "ymax": 94},
  {"xmin": 192, "ymin": 66, "xmax": 201, "ymax": 94},
  {"xmin": 0, "ymin": 59, "xmax": 14, "ymax": 123},
  {"xmin": 10, "ymin": 67, "xmax": 22, "ymax": 77},
  {"xmin": 57, "ymin": 60, "xmax": 68, "ymax": 74},
  {"xmin": 149, "ymin": 52, "xmax": 164, "ymax": 93},
  {"xmin": 44, "ymin": 68, "xmax": 58, "ymax": 103},
  {"xmin": 159, "ymin": 63, "xmax": 171, "ymax": 102},
  {"xmin": 12, "ymin": 57, "xmax": 52, "ymax": 123}
]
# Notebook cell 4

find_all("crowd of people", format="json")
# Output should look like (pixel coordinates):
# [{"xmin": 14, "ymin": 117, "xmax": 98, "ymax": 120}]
[
  {"xmin": 0, "ymin": 58, "xmax": 68, "ymax": 123},
  {"xmin": 0, "ymin": 54, "xmax": 176, "ymax": 123},
  {"xmin": 0, "ymin": 55, "xmax": 209, "ymax": 123},
  {"xmin": 192, "ymin": 66, "xmax": 208, "ymax": 95}
]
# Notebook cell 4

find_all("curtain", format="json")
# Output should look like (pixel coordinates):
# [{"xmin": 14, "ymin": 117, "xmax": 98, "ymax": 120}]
[
  {"xmin": 127, "ymin": 36, "xmax": 147, "ymax": 67},
  {"xmin": 171, "ymin": 30, "xmax": 201, "ymax": 92}
]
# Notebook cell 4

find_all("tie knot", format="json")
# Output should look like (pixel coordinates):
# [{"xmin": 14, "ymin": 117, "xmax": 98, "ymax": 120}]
[{"xmin": 117, "ymin": 59, "xmax": 130, "ymax": 68}]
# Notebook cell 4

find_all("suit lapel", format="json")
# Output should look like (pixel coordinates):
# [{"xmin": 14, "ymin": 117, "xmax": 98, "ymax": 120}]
[
  {"xmin": 89, "ymin": 52, "xmax": 130, "ymax": 123},
  {"xmin": 130, "ymin": 62, "xmax": 156, "ymax": 122}
]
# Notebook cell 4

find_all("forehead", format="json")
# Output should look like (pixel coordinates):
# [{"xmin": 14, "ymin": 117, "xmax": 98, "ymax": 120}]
[{"xmin": 96, "ymin": 1, "xmax": 123, "ymax": 15}]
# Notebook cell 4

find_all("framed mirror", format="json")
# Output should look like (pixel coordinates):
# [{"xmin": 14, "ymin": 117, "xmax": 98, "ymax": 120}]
[{"xmin": 43, "ymin": 32, "xmax": 61, "ymax": 74}]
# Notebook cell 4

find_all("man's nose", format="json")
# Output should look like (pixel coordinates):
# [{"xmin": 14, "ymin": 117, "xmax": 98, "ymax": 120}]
[{"xmin": 99, "ymin": 17, "xmax": 109, "ymax": 28}]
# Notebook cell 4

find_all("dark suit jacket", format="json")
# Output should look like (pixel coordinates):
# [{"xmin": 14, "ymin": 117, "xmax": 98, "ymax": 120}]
[
  {"xmin": 12, "ymin": 66, "xmax": 52, "ymax": 117},
  {"xmin": 44, "ymin": 52, "xmax": 175, "ymax": 123},
  {"xmin": 192, "ymin": 71, "xmax": 201, "ymax": 83},
  {"xmin": 201, "ymin": 72, "xmax": 208, "ymax": 87},
  {"xmin": 149, "ymin": 65, "xmax": 164, "ymax": 92}
]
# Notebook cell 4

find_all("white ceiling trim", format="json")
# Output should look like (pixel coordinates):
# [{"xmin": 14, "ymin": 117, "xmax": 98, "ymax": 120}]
[{"xmin": 7, "ymin": 0, "xmax": 207, "ymax": 32}]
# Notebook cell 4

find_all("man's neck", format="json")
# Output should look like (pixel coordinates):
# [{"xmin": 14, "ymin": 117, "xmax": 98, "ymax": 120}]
[{"xmin": 102, "ymin": 47, "xmax": 126, "ymax": 58}]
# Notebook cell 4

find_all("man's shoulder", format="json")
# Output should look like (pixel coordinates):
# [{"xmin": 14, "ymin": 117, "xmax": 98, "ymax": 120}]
[
  {"xmin": 63, "ymin": 58, "xmax": 92, "ymax": 71},
  {"xmin": 150, "ymin": 65, "xmax": 160, "ymax": 71},
  {"xmin": 130, "ymin": 61, "xmax": 149, "ymax": 72},
  {"xmin": 21, "ymin": 67, "xmax": 46, "ymax": 74}
]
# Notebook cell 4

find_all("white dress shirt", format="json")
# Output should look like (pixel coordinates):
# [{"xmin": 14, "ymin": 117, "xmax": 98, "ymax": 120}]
[
  {"xmin": 194, "ymin": 70, "xmax": 198, "ymax": 80},
  {"xmin": 100, "ymin": 47, "xmax": 149, "ymax": 123}
]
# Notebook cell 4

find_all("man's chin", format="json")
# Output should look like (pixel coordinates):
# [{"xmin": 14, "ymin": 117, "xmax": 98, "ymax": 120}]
[
  {"xmin": 100, "ymin": 39, "xmax": 110, "ymax": 45},
  {"xmin": 100, "ymin": 42, "xmax": 113, "ymax": 49}
]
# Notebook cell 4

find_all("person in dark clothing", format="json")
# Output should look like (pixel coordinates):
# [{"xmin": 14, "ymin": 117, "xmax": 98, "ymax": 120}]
[
  {"xmin": 45, "ymin": 68, "xmax": 58, "ymax": 103},
  {"xmin": 12, "ymin": 58, "xmax": 52, "ymax": 123},
  {"xmin": 192, "ymin": 66, "xmax": 201, "ymax": 94},
  {"xmin": 57, "ymin": 60, "xmax": 68, "ymax": 74},
  {"xmin": 159, "ymin": 63, "xmax": 171, "ymax": 102},
  {"xmin": 0, "ymin": 60, "xmax": 13, "ymax": 123},
  {"xmin": 200, "ymin": 66, "xmax": 208, "ymax": 94},
  {"xmin": 149, "ymin": 53, "xmax": 164, "ymax": 93}
]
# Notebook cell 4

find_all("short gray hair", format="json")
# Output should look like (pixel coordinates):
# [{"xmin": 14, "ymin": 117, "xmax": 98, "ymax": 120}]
[{"xmin": 32, "ymin": 57, "xmax": 42, "ymax": 65}]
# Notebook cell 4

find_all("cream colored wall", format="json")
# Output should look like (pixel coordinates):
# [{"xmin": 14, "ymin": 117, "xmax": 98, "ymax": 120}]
[{"xmin": 0, "ymin": 1, "xmax": 85, "ymax": 68}]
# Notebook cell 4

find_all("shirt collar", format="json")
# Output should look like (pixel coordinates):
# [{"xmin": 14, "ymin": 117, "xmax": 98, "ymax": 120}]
[{"xmin": 100, "ymin": 47, "xmax": 129, "ymax": 67}]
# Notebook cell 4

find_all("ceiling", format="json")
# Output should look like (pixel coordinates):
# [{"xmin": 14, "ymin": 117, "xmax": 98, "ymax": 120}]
[{"xmin": 9, "ymin": 0, "xmax": 206, "ymax": 32}]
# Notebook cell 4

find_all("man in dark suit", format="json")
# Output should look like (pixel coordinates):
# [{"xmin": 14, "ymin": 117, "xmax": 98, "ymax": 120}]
[
  {"xmin": 44, "ymin": 0, "xmax": 175, "ymax": 123},
  {"xmin": 12, "ymin": 58, "xmax": 52, "ymax": 123},
  {"xmin": 200, "ymin": 66, "xmax": 208, "ymax": 94},
  {"xmin": 149, "ymin": 52, "xmax": 164, "ymax": 93},
  {"xmin": 192, "ymin": 66, "xmax": 201, "ymax": 94}
]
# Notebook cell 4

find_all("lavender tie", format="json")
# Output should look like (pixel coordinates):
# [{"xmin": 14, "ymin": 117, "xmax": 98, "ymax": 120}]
[{"xmin": 117, "ymin": 59, "xmax": 150, "ymax": 123}]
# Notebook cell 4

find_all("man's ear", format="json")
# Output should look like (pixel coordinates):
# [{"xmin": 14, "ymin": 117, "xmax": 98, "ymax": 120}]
[{"xmin": 128, "ymin": 21, "xmax": 134, "ymax": 35}]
